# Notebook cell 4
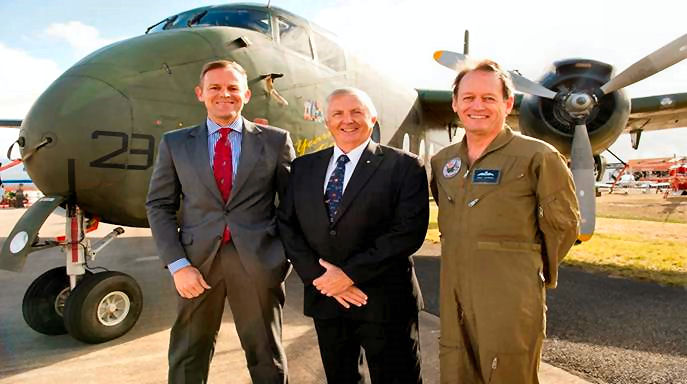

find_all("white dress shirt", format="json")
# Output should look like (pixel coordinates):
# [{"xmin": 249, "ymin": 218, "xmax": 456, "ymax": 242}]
[{"xmin": 323, "ymin": 138, "xmax": 372, "ymax": 194}]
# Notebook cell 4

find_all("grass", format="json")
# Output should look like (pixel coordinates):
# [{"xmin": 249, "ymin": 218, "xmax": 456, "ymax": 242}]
[
  {"xmin": 565, "ymin": 232, "xmax": 687, "ymax": 286},
  {"xmin": 426, "ymin": 202, "xmax": 687, "ymax": 286}
]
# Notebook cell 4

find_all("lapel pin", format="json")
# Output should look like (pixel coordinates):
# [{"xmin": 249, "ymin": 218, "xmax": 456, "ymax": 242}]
[{"xmin": 366, "ymin": 160, "xmax": 371, "ymax": 164}]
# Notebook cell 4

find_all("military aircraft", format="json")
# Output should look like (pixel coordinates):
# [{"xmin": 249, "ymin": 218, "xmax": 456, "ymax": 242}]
[{"xmin": 1, "ymin": 3, "xmax": 686, "ymax": 344}]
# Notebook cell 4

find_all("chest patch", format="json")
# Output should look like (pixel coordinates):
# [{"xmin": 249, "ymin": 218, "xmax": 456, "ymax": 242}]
[
  {"xmin": 443, "ymin": 157, "xmax": 462, "ymax": 178},
  {"xmin": 472, "ymin": 169, "xmax": 501, "ymax": 184}
]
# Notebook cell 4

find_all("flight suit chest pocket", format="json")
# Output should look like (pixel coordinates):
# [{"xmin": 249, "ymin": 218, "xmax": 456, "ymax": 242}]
[
  {"xmin": 436, "ymin": 168, "xmax": 467, "ymax": 204},
  {"xmin": 469, "ymin": 168, "xmax": 530, "ymax": 205}
]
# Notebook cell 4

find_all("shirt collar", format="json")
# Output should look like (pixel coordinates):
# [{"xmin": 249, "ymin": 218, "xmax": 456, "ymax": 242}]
[
  {"xmin": 333, "ymin": 138, "xmax": 371, "ymax": 164},
  {"xmin": 207, "ymin": 116, "xmax": 244, "ymax": 136}
]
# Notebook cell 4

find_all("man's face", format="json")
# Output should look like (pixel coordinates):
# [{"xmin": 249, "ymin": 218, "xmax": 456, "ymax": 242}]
[
  {"xmin": 195, "ymin": 67, "xmax": 251, "ymax": 126},
  {"xmin": 452, "ymin": 70, "xmax": 514, "ymax": 138},
  {"xmin": 325, "ymin": 94, "xmax": 376, "ymax": 153}
]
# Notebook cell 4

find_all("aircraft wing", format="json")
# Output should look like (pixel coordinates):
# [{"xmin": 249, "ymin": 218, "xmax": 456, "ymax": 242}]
[
  {"xmin": 626, "ymin": 92, "xmax": 687, "ymax": 132},
  {"xmin": 0, "ymin": 120, "xmax": 22, "ymax": 128}
]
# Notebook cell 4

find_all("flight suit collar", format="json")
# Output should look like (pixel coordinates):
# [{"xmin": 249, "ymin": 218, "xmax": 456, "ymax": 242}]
[{"xmin": 460, "ymin": 125, "xmax": 515, "ymax": 166}]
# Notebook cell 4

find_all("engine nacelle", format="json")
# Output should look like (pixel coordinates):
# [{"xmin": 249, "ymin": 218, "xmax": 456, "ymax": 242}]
[{"xmin": 519, "ymin": 59, "xmax": 630, "ymax": 156}]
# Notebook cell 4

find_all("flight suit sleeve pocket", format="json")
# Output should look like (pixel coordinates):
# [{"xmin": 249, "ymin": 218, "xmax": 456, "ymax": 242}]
[
  {"xmin": 538, "ymin": 191, "xmax": 579, "ymax": 232},
  {"xmin": 179, "ymin": 231, "xmax": 193, "ymax": 245}
]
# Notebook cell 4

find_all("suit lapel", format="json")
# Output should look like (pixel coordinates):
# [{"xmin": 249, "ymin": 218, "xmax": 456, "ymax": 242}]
[
  {"xmin": 187, "ymin": 122, "xmax": 224, "ymax": 204},
  {"xmin": 332, "ymin": 141, "xmax": 384, "ymax": 226},
  {"xmin": 227, "ymin": 120, "xmax": 264, "ymax": 207}
]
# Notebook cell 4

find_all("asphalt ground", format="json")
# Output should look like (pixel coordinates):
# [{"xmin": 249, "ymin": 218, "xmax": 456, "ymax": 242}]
[
  {"xmin": 414, "ymin": 245, "xmax": 687, "ymax": 384},
  {"xmin": 0, "ymin": 209, "xmax": 587, "ymax": 383}
]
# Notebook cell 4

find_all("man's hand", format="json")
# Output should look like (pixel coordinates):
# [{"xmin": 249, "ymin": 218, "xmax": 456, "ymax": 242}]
[
  {"xmin": 313, "ymin": 259, "xmax": 354, "ymax": 296},
  {"xmin": 173, "ymin": 265, "xmax": 211, "ymax": 299},
  {"xmin": 333, "ymin": 286, "xmax": 368, "ymax": 309}
]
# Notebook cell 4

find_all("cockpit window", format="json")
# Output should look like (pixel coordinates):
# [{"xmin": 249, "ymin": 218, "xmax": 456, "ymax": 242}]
[
  {"xmin": 277, "ymin": 18, "xmax": 313, "ymax": 59},
  {"xmin": 312, "ymin": 31, "xmax": 345, "ymax": 72},
  {"xmin": 146, "ymin": 8, "xmax": 205, "ymax": 33},
  {"xmin": 193, "ymin": 9, "xmax": 271, "ymax": 35}
]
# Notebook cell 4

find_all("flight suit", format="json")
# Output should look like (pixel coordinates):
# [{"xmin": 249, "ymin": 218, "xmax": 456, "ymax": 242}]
[{"xmin": 430, "ymin": 127, "xmax": 579, "ymax": 384}]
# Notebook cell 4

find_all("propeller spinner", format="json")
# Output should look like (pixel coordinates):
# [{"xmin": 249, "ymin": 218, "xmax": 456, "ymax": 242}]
[{"xmin": 433, "ymin": 33, "xmax": 687, "ymax": 240}]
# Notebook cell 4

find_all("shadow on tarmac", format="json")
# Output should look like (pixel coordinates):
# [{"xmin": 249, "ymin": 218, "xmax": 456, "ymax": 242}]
[
  {"xmin": 0, "ymin": 236, "xmax": 327, "ymax": 382},
  {"xmin": 413, "ymin": 253, "xmax": 687, "ymax": 358}
]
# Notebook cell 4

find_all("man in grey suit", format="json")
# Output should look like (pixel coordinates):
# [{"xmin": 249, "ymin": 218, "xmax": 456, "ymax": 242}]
[{"xmin": 146, "ymin": 60, "xmax": 295, "ymax": 384}]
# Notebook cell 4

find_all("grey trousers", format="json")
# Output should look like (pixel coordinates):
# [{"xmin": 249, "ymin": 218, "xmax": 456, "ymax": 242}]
[{"xmin": 168, "ymin": 242, "xmax": 287, "ymax": 384}]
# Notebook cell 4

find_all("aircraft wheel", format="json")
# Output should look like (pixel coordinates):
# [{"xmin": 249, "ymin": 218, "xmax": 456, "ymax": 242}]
[
  {"xmin": 22, "ymin": 267, "xmax": 91, "ymax": 335},
  {"xmin": 63, "ymin": 271, "xmax": 142, "ymax": 344}
]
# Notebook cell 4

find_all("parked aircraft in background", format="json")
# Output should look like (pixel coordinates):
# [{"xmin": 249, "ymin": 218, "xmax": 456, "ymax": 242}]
[
  {"xmin": 1, "ymin": 4, "xmax": 686, "ymax": 344},
  {"xmin": 0, "ymin": 123, "xmax": 35, "ymax": 191}
]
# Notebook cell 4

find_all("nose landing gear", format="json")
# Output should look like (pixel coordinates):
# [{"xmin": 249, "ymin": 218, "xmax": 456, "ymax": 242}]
[{"xmin": 19, "ymin": 202, "xmax": 143, "ymax": 343}]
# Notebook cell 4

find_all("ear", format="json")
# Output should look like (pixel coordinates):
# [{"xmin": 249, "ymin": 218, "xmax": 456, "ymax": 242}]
[
  {"xmin": 505, "ymin": 95, "xmax": 515, "ymax": 114},
  {"xmin": 451, "ymin": 95, "xmax": 459, "ymax": 113},
  {"xmin": 370, "ymin": 115, "xmax": 378, "ymax": 125},
  {"xmin": 243, "ymin": 88, "xmax": 252, "ymax": 104},
  {"xmin": 194, "ymin": 86, "xmax": 203, "ymax": 102}
]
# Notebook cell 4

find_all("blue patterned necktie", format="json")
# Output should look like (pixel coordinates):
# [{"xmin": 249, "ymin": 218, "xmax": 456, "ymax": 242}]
[{"xmin": 325, "ymin": 154, "xmax": 350, "ymax": 223}]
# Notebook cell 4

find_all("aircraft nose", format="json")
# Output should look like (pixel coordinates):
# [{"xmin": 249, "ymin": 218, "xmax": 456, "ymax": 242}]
[
  {"xmin": 19, "ymin": 30, "xmax": 219, "ymax": 225},
  {"xmin": 20, "ymin": 68, "xmax": 133, "ymax": 198}
]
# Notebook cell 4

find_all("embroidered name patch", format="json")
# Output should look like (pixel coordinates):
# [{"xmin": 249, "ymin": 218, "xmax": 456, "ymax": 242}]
[
  {"xmin": 443, "ymin": 157, "xmax": 462, "ymax": 178},
  {"xmin": 472, "ymin": 169, "xmax": 501, "ymax": 184}
]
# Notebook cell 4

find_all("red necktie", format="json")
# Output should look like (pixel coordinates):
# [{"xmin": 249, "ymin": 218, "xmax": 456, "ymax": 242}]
[{"xmin": 213, "ymin": 128, "xmax": 233, "ymax": 243}]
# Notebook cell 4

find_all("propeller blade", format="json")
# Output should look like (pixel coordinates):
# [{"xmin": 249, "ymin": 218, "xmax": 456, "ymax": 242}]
[
  {"xmin": 600, "ymin": 33, "xmax": 687, "ymax": 95},
  {"xmin": 570, "ymin": 123, "xmax": 596, "ymax": 240},
  {"xmin": 433, "ymin": 50, "xmax": 557, "ymax": 99},
  {"xmin": 509, "ymin": 71, "xmax": 557, "ymax": 99},
  {"xmin": 433, "ymin": 50, "xmax": 468, "ymax": 71}
]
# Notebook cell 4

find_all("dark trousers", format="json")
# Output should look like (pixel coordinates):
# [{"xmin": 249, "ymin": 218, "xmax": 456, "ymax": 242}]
[
  {"xmin": 168, "ymin": 242, "xmax": 287, "ymax": 384},
  {"xmin": 313, "ymin": 314, "xmax": 422, "ymax": 384}
]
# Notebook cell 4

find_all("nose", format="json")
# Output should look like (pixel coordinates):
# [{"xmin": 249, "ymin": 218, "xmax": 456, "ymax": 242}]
[{"xmin": 471, "ymin": 98, "xmax": 485, "ymax": 109}]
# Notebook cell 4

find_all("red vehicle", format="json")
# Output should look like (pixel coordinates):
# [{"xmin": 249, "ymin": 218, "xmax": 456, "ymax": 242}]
[{"xmin": 669, "ymin": 159, "xmax": 687, "ymax": 195}]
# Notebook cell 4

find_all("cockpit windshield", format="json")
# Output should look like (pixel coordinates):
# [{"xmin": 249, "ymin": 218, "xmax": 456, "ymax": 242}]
[
  {"xmin": 147, "ymin": 7, "xmax": 271, "ymax": 36},
  {"xmin": 193, "ymin": 9, "xmax": 270, "ymax": 34}
]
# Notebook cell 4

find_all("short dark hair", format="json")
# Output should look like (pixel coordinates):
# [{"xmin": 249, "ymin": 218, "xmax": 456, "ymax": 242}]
[
  {"xmin": 198, "ymin": 60, "xmax": 247, "ymax": 86},
  {"xmin": 452, "ymin": 59, "xmax": 514, "ymax": 100}
]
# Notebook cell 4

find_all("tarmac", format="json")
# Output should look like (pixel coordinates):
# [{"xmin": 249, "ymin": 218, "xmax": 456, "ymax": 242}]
[{"xmin": 0, "ymin": 208, "xmax": 590, "ymax": 383}]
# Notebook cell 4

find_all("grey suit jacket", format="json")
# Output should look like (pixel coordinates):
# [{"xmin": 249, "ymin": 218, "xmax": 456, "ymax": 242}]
[{"xmin": 146, "ymin": 119, "xmax": 295, "ymax": 287}]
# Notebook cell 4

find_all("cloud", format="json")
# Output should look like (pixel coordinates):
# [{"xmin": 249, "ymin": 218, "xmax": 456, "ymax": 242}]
[
  {"xmin": 42, "ymin": 21, "xmax": 116, "ymax": 57},
  {"xmin": 0, "ymin": 43, "xmax": 61, "ymax": 119}
]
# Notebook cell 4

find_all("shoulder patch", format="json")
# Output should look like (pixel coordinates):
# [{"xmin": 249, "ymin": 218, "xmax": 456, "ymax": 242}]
[{"xmin": 443, "ymin": 157, "xmax": 462, "ymax": 178}]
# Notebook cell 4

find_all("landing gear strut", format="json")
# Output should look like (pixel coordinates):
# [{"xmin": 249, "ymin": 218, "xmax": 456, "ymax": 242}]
[{"xmin": 21, "ymin": 203, "xmax": 143, "ymax": 343}]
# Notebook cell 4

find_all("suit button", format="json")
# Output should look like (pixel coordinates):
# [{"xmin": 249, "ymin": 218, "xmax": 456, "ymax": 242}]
[{"xmin": 329, "ymin": 230, "xmax": 336, "ymax": 236}]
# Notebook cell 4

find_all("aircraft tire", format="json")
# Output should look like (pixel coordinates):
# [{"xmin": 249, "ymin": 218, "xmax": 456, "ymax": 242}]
[
  {"xmin": 22, "ymin": 266, "xmax": 91, "ymax": 335},
  {"xmin": 63, "ymin": 271, "xmax": 143, "ymax": 344}
]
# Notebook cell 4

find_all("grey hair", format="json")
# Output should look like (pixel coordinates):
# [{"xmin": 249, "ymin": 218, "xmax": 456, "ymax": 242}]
[{"xmin": 324, "ymin": 87, "xmax": 378, "ymax": 119}]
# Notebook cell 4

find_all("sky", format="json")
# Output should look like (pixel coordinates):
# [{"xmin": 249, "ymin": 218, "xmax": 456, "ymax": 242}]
[{"xmin": 0, "ymin": 0, "xmax": 686, "ymax": 161}]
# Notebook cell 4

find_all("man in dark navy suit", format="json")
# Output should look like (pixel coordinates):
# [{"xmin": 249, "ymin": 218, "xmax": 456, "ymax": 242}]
[{"xmin": 279, "ymin": 87, "xmax": 429, "ymax": 384}]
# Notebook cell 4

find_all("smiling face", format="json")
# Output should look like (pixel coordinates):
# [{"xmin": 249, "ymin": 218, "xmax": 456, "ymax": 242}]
[
  {"xmin": 452, "ymin": 69, "xmax": 514, "ymax": 139},
  {"xmin": 195, "ymin": 66, "xmax": 251, "ymax": 126},
  {"xmin": 325, "ymin": 93, "xmax": 377, "ymax": 153}
]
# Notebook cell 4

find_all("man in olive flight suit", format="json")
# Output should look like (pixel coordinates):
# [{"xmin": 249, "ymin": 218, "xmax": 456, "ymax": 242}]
[{"xmin": 430, "ymin": 60, "xmax": 580, "ymax": 384}]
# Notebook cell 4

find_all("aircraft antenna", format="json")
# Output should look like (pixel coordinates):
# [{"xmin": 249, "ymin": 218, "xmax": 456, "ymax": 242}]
[
  {"xmin": 267, "ymin": 0, "xmax": 272, "ymax": 8},
  {"xmin": 463, "ymin": 30, "xmax": 469, "ymax": 55}
]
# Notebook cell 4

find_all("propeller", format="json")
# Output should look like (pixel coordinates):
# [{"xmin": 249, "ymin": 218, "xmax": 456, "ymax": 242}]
[
  {"xmin": 433, "ymin": 33, "xmax": 687, "ymax": 240},
  {"xmin": 600, "ymin": 34, "xmax": 687, "ymax": 95}
]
